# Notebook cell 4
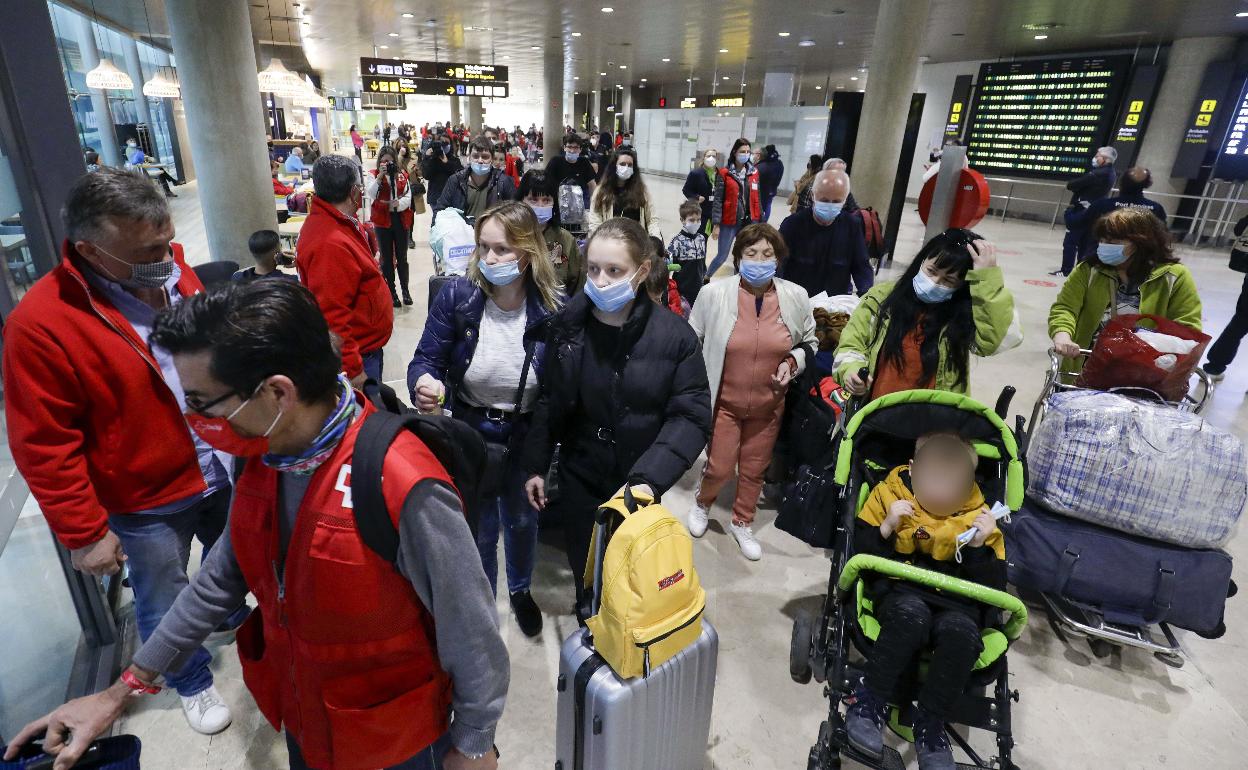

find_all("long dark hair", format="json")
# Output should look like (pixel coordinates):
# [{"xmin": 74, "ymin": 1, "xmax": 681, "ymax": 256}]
[
  {"xmin": 729, "ymin": 137, "xmax": 753, "ymax": 168},
  {"xmin": 595, "ymin": 148, "xmax": 650, "ymax": 217},
  {"xmin": 873, "ymin": 228, "xmax": 981, "ymax": 390}
]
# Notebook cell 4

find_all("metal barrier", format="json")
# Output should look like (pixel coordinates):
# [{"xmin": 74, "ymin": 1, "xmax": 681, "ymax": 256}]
[{"xmin": 982, "ymin": 175, "xmax": 1248, "ymax": 247}]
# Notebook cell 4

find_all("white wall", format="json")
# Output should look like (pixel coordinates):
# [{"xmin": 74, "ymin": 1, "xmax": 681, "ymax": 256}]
[{"xmin": 905, "ymin": 58, "xmax": 992, "ymax": 200}]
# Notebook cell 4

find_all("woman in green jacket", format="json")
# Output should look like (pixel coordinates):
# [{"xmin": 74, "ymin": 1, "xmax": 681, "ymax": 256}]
[
  {"xmin": 834, "ymin": 228, "xmax": 1019, "ymax": 398},
  {"xmin": 1049, "ymin": 207, "xmax": 1201, "ymax": 371}
]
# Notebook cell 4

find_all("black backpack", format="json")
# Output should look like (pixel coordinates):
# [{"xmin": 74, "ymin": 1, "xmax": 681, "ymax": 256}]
[{"xmin": 349, "ymin": 379, "xmax": 490, "ymax": 563}]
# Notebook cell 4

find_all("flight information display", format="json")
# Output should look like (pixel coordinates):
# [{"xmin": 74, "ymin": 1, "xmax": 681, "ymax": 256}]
[{"xmin": 966, "ymin": 55, "xmax": 1131, "ymax": 178}]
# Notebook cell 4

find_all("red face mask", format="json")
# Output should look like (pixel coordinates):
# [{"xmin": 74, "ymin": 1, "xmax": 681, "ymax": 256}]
[{"xmin": 186, "ymin": 385, "xmax": 283, "ymax": 457}]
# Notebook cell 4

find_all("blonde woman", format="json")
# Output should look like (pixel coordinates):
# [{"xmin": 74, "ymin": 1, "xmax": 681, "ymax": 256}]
[
  {"xmin": 585, "ymin": 147, "xmax": 663, "ymax": 237},
  {"xmin": 407, "ymin": 200, "xmax": 564, "ymax": 638}
]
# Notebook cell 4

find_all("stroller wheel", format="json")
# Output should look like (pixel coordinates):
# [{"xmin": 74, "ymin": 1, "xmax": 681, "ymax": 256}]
[
  {"xmin": 1154, "ymin": 651, "xmax": 1185, "ymax": 669},
  {"xmin": 1088, "ymin": 638, "xmax": 1115, "ymax": 659},
  {"xmin": 791, "ymin": 611, "xmax": 814, "ymax": 684}
]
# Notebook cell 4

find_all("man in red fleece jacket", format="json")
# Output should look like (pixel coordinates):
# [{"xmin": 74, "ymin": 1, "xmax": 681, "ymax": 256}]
[
  {"xmin": 2, "ymin": 168, "xmax": 241, "ymax": 736},
  {"xmin": 296, "ymin": 154, "xmax": 394, "ymax": 384}
]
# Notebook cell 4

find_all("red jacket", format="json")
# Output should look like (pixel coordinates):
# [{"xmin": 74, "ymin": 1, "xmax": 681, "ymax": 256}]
[
  {"xmin": 2, "ymin": 243, "xmax": 207, "ymax": 549},
  {"xmin": 714, "ymin": 165, "xmax": 762, "ymax": 226},
  {"xmin": 368, "ymin": 169, "xmax": 415, "ymax": 230},
  {"xmin": 231, "ymin": 399, "xmax": 453, "ymax": 770},
  {"xmin": 273, "ymin": 177, "xmax": 294, "ymax": 196},
  {"xmin": 296, "ymin": 196, "xmax": 394, "ymax": 378},
  {"xmin": 503, "ymin": 155, "xmax": 521, "ymax": 186}
]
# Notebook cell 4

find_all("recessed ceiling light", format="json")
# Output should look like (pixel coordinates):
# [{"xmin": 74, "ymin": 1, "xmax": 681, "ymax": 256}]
[
  {"xmin": 661, "ymin": 57, "xmax": 671, "ymax": 62},
  {"xmin": 741, "ymin": 82, "xmax": 747, "ymax": 87},
  {"xmin": 531, "ymin": 45, "xmax": 541, "ymax": 50},
  {"xmin": 601, "ymin": 6, "xmax": 614, "ymax": 12},
  {"xmin": 600, "ymin": 71, "xmax": 607, "ymax": 75},
  {"xmin": 850, "ymin": 76, "xmax": 858, "ymax": 81},
  {"xmin": 1022, "ymin": 22, "xmax": 1061, "ymax": 30},
  {"xmin": 503, "ymin": 55, "xmax": 510, "ymax": 59},
  {"xmin": 620, "ymin": 64, "xmax": 627, "ymax": 69},
  {"xmin": 572, "ymin": 31, "xmax": 582, "ymax": 37},
  {"xmin": 640, "ymin": 78, "xmax": 647, "ymax": 82},
  {"xmin": 799, "ymin": 39, "xmax": 815, "ymax": 47},
  {"xmin": 379, "ymin": 45, "xmax": 388, "ymax": 49},
  {"xmin": 1034, "ymin": 34, "xmax": 1048, "ymax": 39},
  {"xmin": 388, "ymin": 32, "xmax": 399, "ymax": 37},
  {"xmin": 722, "ymin": 76, "xmax": 729, "ymax": 80},
  {"xmin": 858, "ymin": 67, "xmax": 867, "ymax": 72},
  {"xmin": 719, "ymin": 48, "xmax": 728, "ymax": 53},
  {"xmin": 837, "ymin": 40, "xmax": 844, "ymax": 46},
  {"xmin": 815, "ymin": 85, "xmax": 822, "ymax": 90},
  {"xmin": 686, "ymin": 78, "xmax": 692, "ymax": 82},
  {"xmin": 616, "ymin": 84, "xmax": 623, "ymax": 89},
  {"xmin": 402, "ymin": 12, "xmax": 414, "ymax": 18},
  {"xmin": 778, "ymin": 32, "xmax": 791, "ymax": 37},
  {"xmin": 1238, "ymin": 11, "xmax": 1248, "ymax": 17},
  {"xmin": 574, "ymin": 76, "xmax": 579, "ymax": 80}
]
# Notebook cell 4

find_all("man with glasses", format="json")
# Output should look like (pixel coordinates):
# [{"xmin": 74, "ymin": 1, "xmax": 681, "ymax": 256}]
[
  {"xmin": 296, "ymin": 154, "xmax": 394, "ymax": 384},
  {"xmin": 5, "ymin": 280, "xmax": 507, "ymax": 770},
  {"xmin": 2, "ymin": 167, "xmax": 241, "ymax": 735}
]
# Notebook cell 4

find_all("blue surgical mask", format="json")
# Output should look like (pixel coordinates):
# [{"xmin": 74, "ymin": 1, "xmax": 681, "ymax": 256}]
[
  {"xmin": 812, "ymin": 201, "xmax": 843, "ymax": 223},
  {"xmin": 912, "ymin": 268, "xmax": 957, "ymax": 304},
  {"xmin": 736, "ymin": 152, "xmax": 750, "ymax": 166},
  {"xmin": 621, "ymin": 139, "xmax": 631, "ymax": 147},
  {"xmin": 480, "ymin": 259, "xmax": 522, "ymax": 286},
  {"xmin": 584, "ymin": 268, "xmax": 640, "ymax": 313},
  {"xmin": 471, "ymin": 162, "xmax": 492, "ymax": 176},
  {"xmin": 529, "ymin": 203, "xmax": 554, "ymax": 224},
  {"xmin": 565, "ymin": 151, "xmax": 581, "ymax": 163},
  {"xmin": 740, "ymin": 260, "xmax": 776, "ymax": 287},
  {"xmin": 682, "ymin": 221, "xmax": 700, "ymax": 235},
  {"xmin": 1096, "ymin": 242, "xmax": 1128, "ymax": 266}
]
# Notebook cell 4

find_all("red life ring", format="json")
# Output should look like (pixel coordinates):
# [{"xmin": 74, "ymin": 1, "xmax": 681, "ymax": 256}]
[{"xmin": 918, "ymin": 167, "xmax": 990, "ymax": 229}]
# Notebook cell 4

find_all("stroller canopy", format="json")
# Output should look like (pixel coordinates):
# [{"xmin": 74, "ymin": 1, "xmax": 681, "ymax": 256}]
[{"xmin": 833, "ymin": 389, "xmax": 1024, "ymax": 510}]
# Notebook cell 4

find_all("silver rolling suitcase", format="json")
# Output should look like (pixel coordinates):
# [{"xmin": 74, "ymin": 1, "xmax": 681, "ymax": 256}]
[{"xmin": 554, "ymin": 508, "xmax": 718, "ymax": 770}]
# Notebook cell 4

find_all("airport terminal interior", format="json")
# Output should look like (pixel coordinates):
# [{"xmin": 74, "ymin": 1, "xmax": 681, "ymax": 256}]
[{"xmin": 3, "ymin": 1, "xmax": 1248, "ymax": 769}]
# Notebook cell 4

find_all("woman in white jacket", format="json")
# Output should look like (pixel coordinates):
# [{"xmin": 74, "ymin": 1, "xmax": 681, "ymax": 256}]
[
  {"xmin": 687, "ymin": 223, "xmax": 818, "ymax": 560},
  {"xmin": 585, "ymin": 147, "xmax": 663, "ymax": 238}
]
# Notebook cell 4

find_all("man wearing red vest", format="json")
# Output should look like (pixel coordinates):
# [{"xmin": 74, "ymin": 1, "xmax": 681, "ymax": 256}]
[
  {"xmin": 3, "ymin": 168, "xmax": 244, "ymax": 737},
  {"xmin": 6, "ymin": 280, "xmax": 508, "ymax": 770},
  {"xmin": 297, "ymin": 154, "xmax": 394, "ymax": 385}
]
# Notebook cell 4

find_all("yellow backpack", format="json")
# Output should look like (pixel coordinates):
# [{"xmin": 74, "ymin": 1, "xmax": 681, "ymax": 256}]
[{"xmin": 585, "ymin": 489, "xmax": 706, "ymax": 679}]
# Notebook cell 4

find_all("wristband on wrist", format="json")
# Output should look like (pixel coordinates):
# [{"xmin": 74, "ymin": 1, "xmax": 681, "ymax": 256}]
[{"xmin": 120, "ymin": 669, "xmax": 162, "ymax": 696}]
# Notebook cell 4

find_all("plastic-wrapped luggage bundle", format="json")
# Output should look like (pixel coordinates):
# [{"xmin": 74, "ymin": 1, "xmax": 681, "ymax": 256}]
[
  {"xmin": 429, "ymin": 208, "xmax": 475, "ymax": 275},
  {"xmin": 1027, "ymin": 390, "xmax": 1247, "ymax": 548},
  {"xmin": 558, "ymin": 183, "xmax": 586, "ymax": 225}
]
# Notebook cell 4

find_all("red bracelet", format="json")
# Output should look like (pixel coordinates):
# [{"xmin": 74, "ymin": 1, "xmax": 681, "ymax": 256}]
[{"xmin": 121, "ymin": 669, "xmax": 162, "ymax": 695}]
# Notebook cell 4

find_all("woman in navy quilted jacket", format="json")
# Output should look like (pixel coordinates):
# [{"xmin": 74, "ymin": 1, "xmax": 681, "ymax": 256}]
[{"xmin": 407, "ymin": 201, "xmax": 564, "ymax": 638}]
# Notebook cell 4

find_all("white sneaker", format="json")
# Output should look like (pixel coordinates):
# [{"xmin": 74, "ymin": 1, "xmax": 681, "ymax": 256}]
[
  {"xmin": 730, "ymin": 522, "xmax": 763, "ymax": 561},
  {"xmin": 687, "ymin": 501, "xmax": 710, "ymax": 538},
  {"xmin": 180, "ymin": 685, "xmax": 232, "ymax": 735}
]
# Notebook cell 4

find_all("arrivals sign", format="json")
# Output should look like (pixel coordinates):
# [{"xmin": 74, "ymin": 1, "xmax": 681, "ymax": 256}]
[
  {"xmin": 359, "ymin": 58, "xmax": 510, "ymax": 99},
  {"xmin": 1109, "ymin": 64, "xmax": 1161, "ymax": 170},
  {"xmin": 943, "ymin": 74, "xmax": 972, "ymax": 142},
  {"xmin": 1172, "ymin": 60, "xmax": 1234, "ymax": 178}
]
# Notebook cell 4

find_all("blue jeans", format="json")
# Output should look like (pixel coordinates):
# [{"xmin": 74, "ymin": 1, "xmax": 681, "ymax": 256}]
[
  {"xmin": 286, "ymin": 731, "xmax": 452, "ymax": 770},
  {"xmin": 475, "ymin": 444, "xmax": 539, "ymax": 596},
  {"xmin": 362, "ymin": 348, "xmax": 385, "ymax": 382},
  {"xmin": 708, "ymin": 223, "xmax": 740, "ymax": 278},
  {"xmin": 1060, "ymin": 226, "xmax": 1086, "ymax": 275},
  {"xmin": 761, "ymin": 194, "xmax": 775, "ymax": 224},
  {"xmin": 108, "ymin": 487, "xmax": 235, "ymax": 697}
]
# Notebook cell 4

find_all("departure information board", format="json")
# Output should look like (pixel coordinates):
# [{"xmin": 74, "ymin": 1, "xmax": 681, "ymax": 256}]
[
  {"xmin": 966, "ymin": 55, "xmax": 1131, "ymax": 178},
  {"xmin": 1214, "ymin": 75, "xmax": 1248, "ymax": 180}
]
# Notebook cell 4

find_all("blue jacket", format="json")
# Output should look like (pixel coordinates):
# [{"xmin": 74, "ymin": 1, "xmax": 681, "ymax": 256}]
[
  {"xmin": 1067, "ymin": 193, "xmax": 1168, "ymax": 258},
  {"xmin": 756, "ymin": 152, "xmax": 784, "ymax": 199},
  {"xmin": 777, "ymin": 207, "xmax": 873, "ymax": 297},
  {"xmin": 407, "ymin": 276, "xmax": 558, "ymax": 409}
]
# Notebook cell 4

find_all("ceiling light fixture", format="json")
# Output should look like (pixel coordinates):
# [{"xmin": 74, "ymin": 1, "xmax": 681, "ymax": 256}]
[
  {"xmin": 503, "ymin": 54, "xmax": 510, "ymax": 59},
  {"xmin": 799, "ymin": 39, "xmax": 816, "ymax": 47},
  {"xmin": 837, "ymin": 40, "xmax": 844, "ymax": 46},
  {"xmin": 84, "ymin": 0, "xmax": 133, "ymax": 90},
  {"xmin": 388, "ymin": 32, "xmax": 399, "ymax": 37},
  {"xmin": 815, "ymin": 85, "xmax": 822, "ymax": 90},
  {"xmin": 1238, "ymin": 11, "xmax": 1248, "ymax": 16},
  {"xmin": 722, "ymin": 76, "xmax": 729, "ymax": 80},
  {"xmin": 138, "ymin": 0, "xmax": 179, "ymax": 97},
  {"xmin": 572, "ymin": 31, "xmax": 582, "ymax": 37},
  {"xmin": 778, "ymin": 32, "xmax": 791, "ymax": 37},
  {"xmin": 531, "ymin": 45, "xmax": 541, "ymax": 50},
  {"xmin": 601, "ymin": 6, "xmax": 614, "ymax": 12},
  {"xmin": 402, "ymin": 12, "xmax": 414, "ymax": 18},
  {"xmin": 640, "ymin": 78, "xmax": 647, "ymax": 82},
  {"xmin": 600, "ymin": 71, "xmax": 607, "ymax": 75},
  {"xmin": 719, "ymin": 48, "xmax": 728, "ymax": 53},
  {"xmin": 1034, "ymin": 34, "xmax": 1048, "ymax": 39},
  {"xmin": 661, "ymin": 57, "xmax": 671, "ymax": 62},
  {"xmin": 574, "ymin": 75, "xmax": 579, "ymax": 79},
  {"xmin": 379, "ymin": 44, "xmax": 389, "ymax": 49},
  {"xmin": 850, "ymin": 76, "xmax": 858, "ymax": 81}
]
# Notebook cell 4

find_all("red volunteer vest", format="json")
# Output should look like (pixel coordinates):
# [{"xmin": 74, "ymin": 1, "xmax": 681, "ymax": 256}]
[
  {"xmin": 369, "ymin": 169, "xmax": 415, "ymax": 230},
  {"xmin": 718, "ymin": 166, "xmax": 762, "ymax": 224},
  {"xmin": 230, "ymin": 399, "xmax": 453, "ymax": 770}
]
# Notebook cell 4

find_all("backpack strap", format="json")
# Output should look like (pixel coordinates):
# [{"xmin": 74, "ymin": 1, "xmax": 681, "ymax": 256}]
[{"xmin": 350, "ymin": 410, "xmax": 427, "ymax": 564}]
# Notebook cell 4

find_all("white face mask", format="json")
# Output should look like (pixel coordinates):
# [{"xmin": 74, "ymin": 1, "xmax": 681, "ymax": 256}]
[
  {"xmin": 616, "ymin": 164, "xmax": 634, "ymax": 181},
  {"xmin": 704, "ymin": 155, "xmax": 717, "ymax": 168}
]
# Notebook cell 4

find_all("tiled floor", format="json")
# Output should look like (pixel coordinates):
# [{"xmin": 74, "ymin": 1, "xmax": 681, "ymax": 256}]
[{"xmin": 97, "ymin": 164, "xmax": 1248, "ymax": 767}]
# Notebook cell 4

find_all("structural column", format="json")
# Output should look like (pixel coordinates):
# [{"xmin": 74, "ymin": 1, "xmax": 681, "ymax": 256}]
[
  {"xmin": 851, "ymin": 0, "xmax": 930, "ymax": 211},
  {"xmin": 449, "ymin": 95, "xmax": 461, "ymax": 126},
  {"xmin": 620, "ymin": 86, "xmax": 633, "ymax": 132},
  {"xmin": 544, "ymin": 51, "xmax": 564, "ymax": 143},
  {"xmin": 163, "ymin": 0, "xmax": 276, "ymax": 263},
  {"xmin": 121, "ymin": 38, "xmax": 153, "ymax": 131},
  {"xmin": 74, "ymin": 13, "xmax": 121, "ymax": 166},
  {"xmin": 467, "ymin": 95, "xmax": 483, "ymax": 132},
  {"xmin": 1135, "ymin": 36, "xmax": 1238, "ymax": 198},
  {"xmin": 591, "ymin": 89, "xmax": 603, "ymax": 132}
]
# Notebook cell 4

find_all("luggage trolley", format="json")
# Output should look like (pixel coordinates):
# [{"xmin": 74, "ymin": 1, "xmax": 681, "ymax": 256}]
[{"xmin": 1022, "ymin": 348, "xmax": 1217, "ymax": 668}]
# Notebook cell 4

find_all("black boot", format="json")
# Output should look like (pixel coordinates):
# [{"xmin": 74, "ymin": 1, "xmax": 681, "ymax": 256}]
[
  {"xmin": 510, "ymin": 591, "xmax": 543, "ymax": 637},
  {"xmin": 398, "ymin": 263, "xmax": 413, "ymax": 305}
]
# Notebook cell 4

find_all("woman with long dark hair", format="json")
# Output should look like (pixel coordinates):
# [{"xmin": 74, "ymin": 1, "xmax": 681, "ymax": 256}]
[
  {"xmin": 709, "ymin": 137, "xmax": 762, "ymax": 278},
  {"xmin": 365, "ymin": 146, "xmax": 414, "ymax": 306},
  {"xmin": 585, "ymin": 148, "xmax": 662, "ymax": 237},
  {"xmin": 834, "ymin": 228, "xmax": 1019, "ymax": 399}
]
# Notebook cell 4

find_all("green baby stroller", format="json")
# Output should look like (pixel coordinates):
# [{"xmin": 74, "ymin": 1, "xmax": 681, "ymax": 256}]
[{"xmin": 790, "ymin": 389, "xmax": 1029, "ymax": 769}]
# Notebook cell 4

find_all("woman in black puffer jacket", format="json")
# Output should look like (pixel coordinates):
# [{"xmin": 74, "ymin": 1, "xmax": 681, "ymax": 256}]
[{"xmin": 522, "ymin": 217, "xmax": 712, "ymax": 617}]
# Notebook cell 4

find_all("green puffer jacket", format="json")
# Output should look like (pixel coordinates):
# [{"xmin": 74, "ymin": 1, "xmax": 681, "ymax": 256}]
[
  {"xmin": 1047, "ymin": 261, "xmax": 1202, "ymax": 373},
  {"xmin": 833, "ymin": 266, "xmax": 1020, "ymax": 395}
]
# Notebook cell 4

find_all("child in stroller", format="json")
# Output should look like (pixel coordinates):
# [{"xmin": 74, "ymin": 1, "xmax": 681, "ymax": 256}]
[{"xmin": 847, "ymin": 432, "xmax": 1006, "ymax": 770}]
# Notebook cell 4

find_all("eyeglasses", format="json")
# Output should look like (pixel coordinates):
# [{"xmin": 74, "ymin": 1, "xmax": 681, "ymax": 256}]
[{"xmin": 184, "ymin": 389, "xmax": 241, "ymax": 416}]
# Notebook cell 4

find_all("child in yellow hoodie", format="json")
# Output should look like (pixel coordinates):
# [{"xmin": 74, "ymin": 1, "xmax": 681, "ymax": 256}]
[{"xmin": 845, "ymin": 432, "xmax": 1006, "ymax": 770}]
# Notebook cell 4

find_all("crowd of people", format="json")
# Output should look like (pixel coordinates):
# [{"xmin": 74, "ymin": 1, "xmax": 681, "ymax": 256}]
[{"xmin": 2, "ymin": 123, "xmax": 1228, "ymax": 770}]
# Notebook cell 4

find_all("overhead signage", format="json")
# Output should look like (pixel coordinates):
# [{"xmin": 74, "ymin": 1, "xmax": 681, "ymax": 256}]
[
  {"xmin": 363, "ymin": 75, "xmax": 509, "ymax": 98},
  {"xmin": 359, "ymin": 57, "xmax": 436, "ymax": 79},
  {"xmin": 710, "ymin": 95, "xmax": 744, "ymax": 108},
  {"xmin": 680, "ymin": 96, "xmax": 698, "ymax": 109},
  {"xmin": 1214, "ymin": 75, "xmax": 1248, "ymax": 180},
  {"xmin": 1109, "ymin": 64, "xmax": 1161, "ymax": 169},
  {"xmin": 360, "ymin": 92, "xmax": 405, "ymax": 110},
  {"xmin": 674, "ymin": 94, "xmax": 747, "ymax": 109},
  {"xmin": 943, "ymin": 74, "xmax": 972, "ymax": 142},
  {"xmin": 965, "ymin": 55, "xmax": 1131, "ymax": 179},
  {"xmin": 1172, "ymin": 60, "xmax": 1235, "ymax": 178}
]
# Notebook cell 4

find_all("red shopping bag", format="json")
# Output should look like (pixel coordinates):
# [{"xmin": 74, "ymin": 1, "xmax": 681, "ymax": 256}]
[{"xmin": 1076, "ymin": 313, "xmax": 1211, "ymax": 402}]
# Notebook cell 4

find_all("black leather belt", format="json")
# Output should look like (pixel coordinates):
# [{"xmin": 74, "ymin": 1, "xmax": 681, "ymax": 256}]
[{"xmin": 455, "ymin": 399, "xmax": 521, "ymax": 424}]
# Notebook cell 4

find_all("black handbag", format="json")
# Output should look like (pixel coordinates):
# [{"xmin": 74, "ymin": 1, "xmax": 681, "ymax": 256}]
[
  {"xmin": 476, "ymin": 340, "xmax": 536, "ymax": 499},
  {"xmin": 775, "ymin": 461, "xmax": 840, "ymax": 549}
]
